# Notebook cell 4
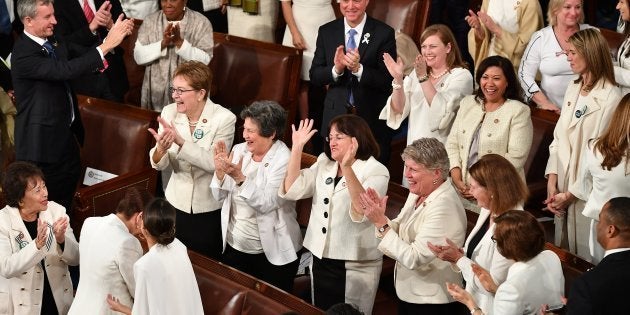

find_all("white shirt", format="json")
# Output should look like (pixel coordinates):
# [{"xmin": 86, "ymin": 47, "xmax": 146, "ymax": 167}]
[{"xmin": 331, "ymin": 13, "xmax": 367, "ymax": 81}]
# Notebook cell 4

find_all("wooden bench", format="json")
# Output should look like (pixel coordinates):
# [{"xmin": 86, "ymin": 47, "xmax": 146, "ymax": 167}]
[{"xmin": 190, "ymin": 251, "xmax": 323, "ymax": 315}]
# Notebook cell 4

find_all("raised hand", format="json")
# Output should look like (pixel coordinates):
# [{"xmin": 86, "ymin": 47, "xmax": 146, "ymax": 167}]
[
  {"xmin": 52, "ymin": 217, "xmax": 68, "ymax": 244},
  {"xmin": 162, "ymin": 22, "xmax": 174, "ymax": 48},
  {"xmin": 477, "ymin": 11, "xmax": 500, "ymax": 37},
  {"xmin": 344, "ymin": 48, "xmax": 361, "ymax": 73},
  {"xmin": 383, "ymin": 52, "xmax": 404, "ymax": 82},
  {"xmin": 291, "ymin": 119, "xmax": 317, "ymax": 149},
  {"xmin": 465, "ymin": 9, "xmax": 485, "ymax": 40},
  {"xmin": 170, "ymin": 23, "xmax": 184, "ymax": 48},
  {"xmin": 101, "ymin": 14, "xmax": 134, "ymax": 54},
  {"xmin": 148, "ymin": 124, "xmax": 174, "ymax": 154},
  {"xmin": 90, "ymin": 1, "xmax": 112, "ymax": 32},
  {"xmin": 213, "ymin": 140, "xmax": 228, "ymax": 180},
  {"xmin": 340, "ymin": 137, "xmax": 358, "ymax": 168},
  {"xmin": 472, "ymin": 263, "xmax": 498, "ymax": 293},
  {"xmin": 156, "ymin": 116, "xmax": 184, "ymax": 146},
  {"xmin": 446, "ymin": 282, "xmax": 476, "ymax": 310}
]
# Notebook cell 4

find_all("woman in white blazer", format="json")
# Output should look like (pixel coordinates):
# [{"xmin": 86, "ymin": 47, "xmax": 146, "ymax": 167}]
[
  {"xmin": 210, "ymin": 101, "xmax": 302, "ymax": 292},
  {"xmin": 148, "ymin": 61, "xmax": 236, "ymax": 260},
  {"xmin": 429, "ymin": 154, "xmax": 528, "ymax": 314},
  {"xmin": 545, "ymin": 28, "xmax": 622, "ymax": 259},
  {"xmin": 107, "ymin": 198, "xmax": 204, "ymax": 315},
  {"xmin": 0, "ymin": 162, "xmax": 79, "ymax": 315},
  {"xmin": 446, "ymin": 55, "xmax": 532, "ymax": 201},
  {"xmin": 360, "ymin": 138, "xmax": 468, "ymax": 314},
  {"xmin": 552, "ymin": 95, "xmax": 630, "ymax": 264},
  {"xmin": 448, "ymin": 211, "xmax": 565, "ymax": 315},
  {"xmin": 69, "ymin": 187, "xmax": 151, "ymax": 315},
  {"xmin": 280, "ymin": 115, "xmax": 389, "ymax": 315}
]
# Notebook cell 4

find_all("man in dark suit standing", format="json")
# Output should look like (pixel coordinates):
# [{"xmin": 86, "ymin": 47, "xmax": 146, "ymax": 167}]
[
  {"xmin": 53, "ymin": 0, "xmax": 129, "ymax": 102},
  {"xmin": 12, "ymin": 0, "xmax": 133, "ymax": 211},
  {"xmin": 567, "ymin": 197, "xmax": 630, "ymax": 315},
  {"xmin": 309, "ymin": 0, "xmax": 396, "ymax": 163}
]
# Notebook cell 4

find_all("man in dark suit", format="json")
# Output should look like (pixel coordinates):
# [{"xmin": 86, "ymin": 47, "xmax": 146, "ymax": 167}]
[
  {"xmin": 53, "ymin": 0, "xmax": 129, "ymax": 102},
  {"xmin": 12, "ymin": 0, "xmax": 133, "ymax": 211},
  {"xmin": 309, "ymin": 0, "xmax": 396, "ymax": 163},
  {"xmin": 567, "ymin": 197, "xmax": 630, "ymax": 315}
]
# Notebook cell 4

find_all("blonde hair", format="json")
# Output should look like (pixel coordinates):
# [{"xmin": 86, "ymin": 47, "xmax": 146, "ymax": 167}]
[{"xmin": 547, "ymin": 0, "xmax": 584, "ymax": 26}]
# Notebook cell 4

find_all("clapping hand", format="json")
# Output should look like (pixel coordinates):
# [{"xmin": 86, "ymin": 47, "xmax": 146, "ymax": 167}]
[
  {"xmin": 465, "ymin": 10, "xmax": 485, "ymax": 40},
  {"xmin": 52, "ymin": 217, "xmax": 68, "ymax": 244},
  {"xmin": 170, "ymin": 23, "xmax": 184, "ymax": 48},
  {"xmin": 446, "ymin": 282, "xmax": 477, "ymax": 310},
  {"xmin": 344, "ymin": 48, "xmax": 361, "ymax": 73},
  {"xmin": 148, "ymin": 119, "xmax": 177, "ymax": 154},
  {"xmin": 383, "ymin": 52, "xmax": 404, "ymax": 82},
  {"xmin": 90, "ymin": 1, "xmax": 113, "ymax": 32},
  {"xmin": 472, "ymin": 263, "xmax": 498, "ymax": 293},
  {"xmin": 333, "ymin": 45, "xmax": 347, "ymax": 74},
  {"xmin": 413, "ymin": 53, "xmax": 428, "ymax": 79},
  {"xmin": 427, "ymin": 238, "xmax": 464, "ymax": 263},
  {"xmin": 291, "ymin": 119, "xmax": 317, "ymax": 150},
  {"xmin": 213, "ymin": 140, "xmax": 229, "ymax": 180},
  {"xmin": 35, "ymin": 219, "xmax": 49, "ymax": 250},
  {"xmin": 359, "ymin": 187, "xmax": 388, "ymax": 223},
  {"xmin": 477, "ymin": 11, "xmax": 501, "ymax": 38},
  {"xmin": 340, "ymin": 137, "xmax": 358, "ymax": 168}
]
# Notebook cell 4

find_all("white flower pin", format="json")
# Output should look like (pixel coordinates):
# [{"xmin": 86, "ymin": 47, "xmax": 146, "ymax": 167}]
[{"xmin": 362, "ymin": 33, "xmax": 370, "ymax": 44}]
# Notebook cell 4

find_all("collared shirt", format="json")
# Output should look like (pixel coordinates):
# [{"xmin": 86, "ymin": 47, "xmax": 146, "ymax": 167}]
[
  {"xmin": 604, "ymin": 247, "xmax": 630, "ymax": 258},
  {"xmin": 331, "ymin": 13, "xmax": 367, "ymax": 81},
  {"xmin": 24, "ymin": 30, "xmax": 105, "ymax": 60}
]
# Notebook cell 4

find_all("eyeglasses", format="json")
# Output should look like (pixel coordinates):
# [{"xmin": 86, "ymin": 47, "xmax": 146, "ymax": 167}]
[
  {"xmin": 325, "ymin": 134, "xmax": 349, "ymax": 143},
  {"xmin": 169, "ymin": 87, "xmax": 197, "ymax": 96}
]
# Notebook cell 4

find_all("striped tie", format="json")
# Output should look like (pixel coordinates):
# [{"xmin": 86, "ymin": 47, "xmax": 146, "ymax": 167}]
[{"xmin": 83, "ymin": 0, "xmax": 95, "ymax": 23}]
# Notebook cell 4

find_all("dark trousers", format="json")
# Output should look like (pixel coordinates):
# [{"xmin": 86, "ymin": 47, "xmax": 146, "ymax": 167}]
[
  {"xmin": 175, "ymin": 209, "xmax": 223, "ymax": 260},
  {"xmin": 311, "ymin": 256, "xmax": 346, "ymax": 311},
  {"xmin": 29, "ymin": 139, "xmax": 81, "ymax": 213},
  {"xmin": 398, "ymin": 298, "xmax": 469, "ymax": 315},
  {"xmin": 222, "ymin": 244, "xmax": 299, "ymax": 293}
]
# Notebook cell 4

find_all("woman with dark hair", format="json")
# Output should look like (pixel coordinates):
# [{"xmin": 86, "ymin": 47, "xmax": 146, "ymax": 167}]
[
  {"xmin": 556, "ymin": 94, "xmax": 630, "ymax": 263},
  {"xmin": 211, "ymin": 100, "xmax": 302, "ymax": 292},
  {"xmin": 0, "ymin": 161, "xmax": 79, "ymax": 314},
  {"xmin": 360, "ymin": 138, "xmax": 468, "ymax": 314},
  {"xmin": 148, "ymin": 61, "xmax": 236, "ymax": 260},
  {"xmin": 429, "ymin": 154, "xmax": 528, "ymax": 314},
  {"xmin": 107, "ymin": 198, "xmax": 204, "ymax": 315},
  {"xmin": 614, "ymin": 0, "xmax": 630, "ymax": 94},
  {"xmin": 281, "ymin": 115, "xmax": 389, "ymax": 314},
  {"xmin": 545, "ymin": 28, "xmax": 622, "ymax": 258},
  {"xmin": 446, "ymin": 55, "xmax": 532, "ymax": 201},
  {"xmin": 70, "ymin": 187, "xmax": 152, "ymax": 315},
  {"xmin": 447, "ymin": 211, "xmax": 565, "ymax": 315}
]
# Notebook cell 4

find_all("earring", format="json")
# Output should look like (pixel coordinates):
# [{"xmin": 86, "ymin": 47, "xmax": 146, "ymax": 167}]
[
  {"xmin": 432, "ymin": 179, "xmax": 438, "ymax": 185},
  {"xmin": 491, "ymin": 195, "xmax": 494, "ymax": 199}
]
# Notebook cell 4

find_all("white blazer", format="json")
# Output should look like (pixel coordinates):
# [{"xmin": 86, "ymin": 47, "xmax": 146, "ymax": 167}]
[
  {"xmin": 493, "ymin": 250, "xmax": 564, "ymax": 314},
  {"xmin": 0, "ymin": 202, "xmax": 79, "ymax": 315},
  {"xmin": 132, "ymin": 239, "xmax": 203, "ymax": 315},
  {"xmin": 279, "ymin": 154, "xmax": 389, "ymax": 261},
  {"xmin": 69, "ymin": 214, "xmax": 143, "ymax": 315},
  {"xmin": 455, "ymin": 208, "xmax": 515, "ymax": 314},
  {"xmin": 149, "ymin": 98, "xmax": 236, "ymax": 213},
  {"xmin": 378, "ymin": 180, "xmax": 467, "ymax": 304},
  {"xmin": 211, "ymin": 141, "xmax": 303, "ymax": 266},
  {"xmin": 545, "ymin": 79, "xmax": 621, "ymax": 191},
  {"xmin": 446, "ymin": 96, "xmax": 533, "ymax": 183}
]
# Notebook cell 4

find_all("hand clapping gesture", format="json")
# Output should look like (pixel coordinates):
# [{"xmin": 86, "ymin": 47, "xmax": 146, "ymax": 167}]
[
  {"xmin": 472, "ymin": 263, "xmax": 498, "ymax": 293},
  {"xmin": 465, "ymin": 10, "xmax": 485, "ymax": 40},
  {"xmin": 359, "ymin": 187, "xmax": 389, "ymax": 223},
  {"xmin": 52, "ymin": 217, "xmax": 68, "ymax": 244},
  {"xmin": 383, "ymin": 52, "xmax": 404, "ymax": 83},
  {"xmin": 213, "ymin": 141, "xmax": 245, "ymax": 184},
  {"xmin": 90, "ymin": 1, "xmax": 113, "ymax": 32},
  {"xmin": 427, "ymin": 238, "xmax": 465, "ymax": 263},
  {"xmin": 35, "ymin": 219, "xmax": 49, "ymax": 250},
  {"xmin": 414, "ymin": 53, "xmax": 428, "ymax": 78},
  {"xmin": 340, "ymin": 137, "xmax": 358, "ymax": 169},
  {"xmin": 344, "ymin": 48, "xmax": 361, "ymax": 73}
]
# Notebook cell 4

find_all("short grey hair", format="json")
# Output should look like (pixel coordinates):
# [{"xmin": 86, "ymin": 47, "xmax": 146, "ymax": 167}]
[
  {"xmin": 401, "ymin": 138, "xmax": 450, "ymax": 181},
  {"xmin": 240, "ymin": 100, "xmax": 287, "ymax": 141},
  {"xmin": 17, "ymin": 0, "xmax": 53, "ymax": 21}
]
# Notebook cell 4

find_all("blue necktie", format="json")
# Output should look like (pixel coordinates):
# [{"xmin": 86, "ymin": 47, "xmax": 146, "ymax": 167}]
[
  {"xmin": 0, "ymin": 0, "xmax": 12, "ymax": 35},
  {"xmin": 43, "ymin": 41, "xmax": 75, "ymax": 124},
  {"xmin": 347, "ymin": 29, "xmax": 357, "ymax": 107}
]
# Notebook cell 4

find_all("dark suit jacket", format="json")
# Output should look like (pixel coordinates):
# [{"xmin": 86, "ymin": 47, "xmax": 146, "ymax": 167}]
[
  {"xmin": 567, "ymin": 250, "xmax": 630, "ymax": 315},
  {"xmin": 52, "ymin": 0, "xmax": 129, "ymax": 101},
  {"xmin": 11, "ymin": 33, "xmax": 103, "ymax": 163},
  {"xmin": 309, "ymin": 16, "xmax": 396, "ymax": 136}
]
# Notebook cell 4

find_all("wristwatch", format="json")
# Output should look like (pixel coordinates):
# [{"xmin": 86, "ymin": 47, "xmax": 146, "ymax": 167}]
[{"xmin": 377, "ymin": 223, "xmax": 389, "ymax": 238}]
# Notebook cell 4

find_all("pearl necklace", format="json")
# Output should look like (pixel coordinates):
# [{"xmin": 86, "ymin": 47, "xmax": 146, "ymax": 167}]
[{"xmin": 430, "ymin": 68, "xmax": 449, "ymax": 80}]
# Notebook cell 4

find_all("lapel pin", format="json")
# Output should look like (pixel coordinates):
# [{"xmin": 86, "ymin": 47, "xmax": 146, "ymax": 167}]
[
  {"xmin": 362, "ymin": 33, "xmax": 370, "ymax": 44},
  {"xmin": 325, "ymin": 177, "xmax": 333, "ymax": 185},
  {"xmin": 193, "ymin": 129, "xmax": 204, "ymax": 139}
]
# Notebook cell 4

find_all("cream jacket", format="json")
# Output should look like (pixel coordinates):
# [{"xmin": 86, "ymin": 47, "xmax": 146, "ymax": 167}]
[
  {"xmin": 446, "ymin": 96, "xmax": 533, "ymax": 183},
  {"xmin": 545, "ymin": 79, "xmax": 622, "ymax": 191},
  {"xmin": 149, "ymin": 99, "xmax": 236, "ymax": 213},
  {"xmin": 0, "ymin": 202, "xmax": 79, "ymax": 315},
  {"xmin": 279, "ymin": 154, "xmax": 389, "ymax": 260},
  {"xmin": 378, "ymin": 180, "xmax": 467, "ymax": 304},
  {"xmin": 211, "ymin": 141, "xmax": 303, "ymax": 266}
]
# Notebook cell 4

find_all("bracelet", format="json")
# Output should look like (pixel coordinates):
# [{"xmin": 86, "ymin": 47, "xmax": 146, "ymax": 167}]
[
  {"xmin": 418, "ymin": 74, "xmax": 429, "ymax": 83},
  {"xmin": 391, "ymin": 80, "xmax": 402, "ymax": 90},
  {"xmin": 470, "ymin": 306, "xmax": 482, "ymax": 314}
]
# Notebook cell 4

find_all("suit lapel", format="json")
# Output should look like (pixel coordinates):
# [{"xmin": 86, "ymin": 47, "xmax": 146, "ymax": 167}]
[{"xmin": 358, "ymin": 16, "xmax": 374, "ymax": 60}]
